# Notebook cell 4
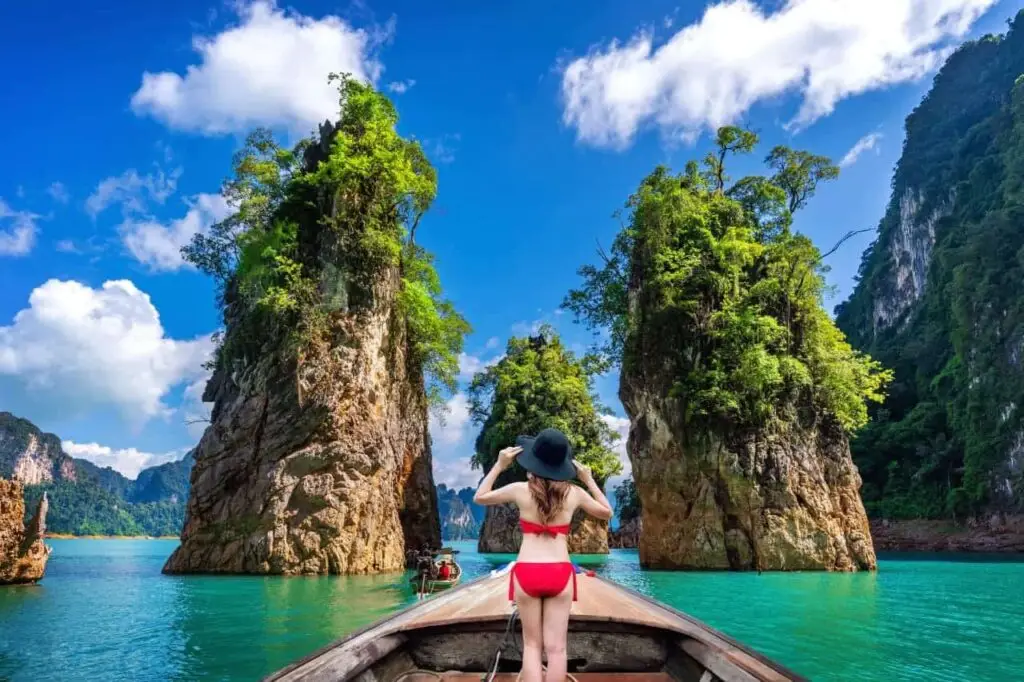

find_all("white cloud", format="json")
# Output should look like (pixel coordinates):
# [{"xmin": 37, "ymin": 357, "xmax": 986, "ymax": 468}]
[
  {"xmin": 0, "ymin": 279, "xmax": 214, "ymax": 425},
  {"xmin": 47, "ymin": 182, "xmax": 70, "ymax": 204},
  {"xmin": 86, "ymin": 167, "xmax": 181, "ymax": 218},
  {"xmin": 485, "ymin": 336, "xmax": 501, "ymax": 350},
  {"xmin": 55, "ymin": 240, "xmax": 78, "ymax": 253},
  {"xmin": 458, "ymin": 352, "xmax": 503, "ymax": 381},
  {"xmin": 601, "ymin": 413, "xmax": 632, "ymax": 490},
  {"xmin": 0, "ymin": 199, "xmax": 40, "ymax": 256},
  {"xmin": 387, "ymin": 79, "xmax": 416, "ymax": 94},
  {"xmin": 62, "ymin": 441, "xmax": 187, "ymax": 480},
  {"xmin": 423, "ymin": 133, "xmax": 460, "ymax": 165},
  {"xmin": 130, "ymin": 0, "xmax": 387, "ymax": 135},
  {"xmin": 560, "ymin": 0, "xmax": 996, "ymax": 148},
  {"xmin": 120, "ymin": 193, "xmax": 232, "ymax": 271},
  {"xmin": 839, "ymin": 132, "xmax": 883, "ymax": 167},
  {"xmin": 433, "ymin": 456, "xmax": 480, "ymax": 490},
  {"xmin": 430, "ymin": 392, "xmax": 473, "ymax": 447}
]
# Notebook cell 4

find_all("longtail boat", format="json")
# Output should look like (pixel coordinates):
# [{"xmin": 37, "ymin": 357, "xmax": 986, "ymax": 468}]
[
  {"xmin": 264, "ymin": 565, "xmax": 807, "ymax": 682},
  {"xmin": 410, "ymin": 548, "xmax": 463, "ymax": 596}
]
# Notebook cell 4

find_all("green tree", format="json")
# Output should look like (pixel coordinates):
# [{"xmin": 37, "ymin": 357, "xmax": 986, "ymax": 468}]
[
  {"xmin": 468, "ymin": 326, "xmax": 622, "ymax": 488},
  {"xmin": 182, "ymin": 74, "xmax": 468, "ymax": 405},
  {"xmin": 565, "ymin": 127, "xmax": 890, "ymax": 436}
]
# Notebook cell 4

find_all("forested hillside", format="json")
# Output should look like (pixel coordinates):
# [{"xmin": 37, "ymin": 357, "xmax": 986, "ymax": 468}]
[{"xmin": 836, "ymin": 12, "xmax": 1024, "ymax": 519}]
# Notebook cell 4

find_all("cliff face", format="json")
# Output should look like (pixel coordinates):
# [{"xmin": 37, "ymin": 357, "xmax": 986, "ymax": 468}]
[
  {"xmin": 477, "ymin": 503, "xmax": 609, "ymax": 554},
  {"xmin": 609, "ymin": 517, "xmax": 640, "ymax": 549},
  {"xmin": 836, "ymin": 14, "xmax": 1024, "ymax": 519},
  {"xmin": 0, "ymin": 412, "xmax": 76, "ymax": 485},
  {"xmin": 437, "ymin": 485, "xmax": 481, "ymax": 540},
  {"xmin": 164, "ymin": 119, "xmax": 441, "ymax": 575},
  {"xmin": 0, "ymin": 478, "xmax": 49, "ymax": 584},
  {"xmin": 622, "ymin": 380, "xmax": 876, "ymax": 570},
  {"xmin": 164, "ymin": 267, "xmax": 439, "ymax": 574}
]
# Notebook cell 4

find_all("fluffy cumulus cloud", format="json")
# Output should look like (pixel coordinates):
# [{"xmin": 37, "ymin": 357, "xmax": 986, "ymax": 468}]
[
  {"xmin": 130, "ymin": 0, "xmax": 387, "ymax": 135},
  {"xmin": 86, "ymin": 167, "xmax": 180, "ymax": 218},
  {"xmin": 0, "ymin": 279, "xmax": 214, "ymax": 424},
  {"xmin": 47, "ymin": 182, "xmax": 70, "ymax": 204},
  {"xmin": 839, "ymin": 132, "xmax": 883, "ymax": 167},
  {"xmin": 433, "ymin": 456, "xmax": 480, "ymax": 490},
  {"xmin": 601, "ymin": 413, "xmax": 631, "ymax": 490},
  {"xmin": 0, "ymin": 199, "xmax": 40, "ymax": 256},
  {"xmin": 387, "ymin": 79, "xmax": 415, "ymax": 94},
  {"xmin": 457, "ymin": 351, "xmax": 503, "ymax": 381},
  {"xmin": 120, "ymin": 193, "xmax": 232, "ymax": 271},
  {"xmin": 62, "ymin": 441, "xmax": 187, "ymax": 480},
  {"xmin": 430, "ymin": 392, "xmax": 473, "ymax": 447},
  {"xmin": 560, "ymin": 0, "xmax": 997, "ymax": 148},
  {"xmin": 181, "ymin": 372, "xmax": 213, "ymax": 439}
]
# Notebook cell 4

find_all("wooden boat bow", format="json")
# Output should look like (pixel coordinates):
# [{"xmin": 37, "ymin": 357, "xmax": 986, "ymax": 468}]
[{"xmin": 264, "ymin": 568, "xmax": 807, "ymax": 682}]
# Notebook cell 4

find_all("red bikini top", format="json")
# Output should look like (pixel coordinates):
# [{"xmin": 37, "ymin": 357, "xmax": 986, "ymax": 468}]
[{"xmin": 519, "ymin": 519, "xmax": 570, "ymax": 537}]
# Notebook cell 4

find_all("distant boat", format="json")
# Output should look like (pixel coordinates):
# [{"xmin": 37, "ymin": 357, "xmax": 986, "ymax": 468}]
[
  {"xmin": 409, "ymin": 547, "xmax": 462, "ymax": 596},
  {"xmin": 264, "ymin": 567, "xmax": 806, "ymax": 682}
]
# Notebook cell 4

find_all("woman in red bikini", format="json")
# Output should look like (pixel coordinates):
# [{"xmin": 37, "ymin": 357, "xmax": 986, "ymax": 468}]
[{"xmin": 474, "ymin": 427, "xmax": 613, "ymax": 682}]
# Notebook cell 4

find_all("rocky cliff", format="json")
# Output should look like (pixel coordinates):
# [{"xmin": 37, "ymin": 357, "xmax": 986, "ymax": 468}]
[
  {"xmin": 620, "ymin": 385, "xmax": 876, "ymax": 570},
  {"xmin": 836, "ymin": 13, "xmax": 1024, "ymax": 520},
  {"xmin": 566, "ymin": 127, "xmax": 889, "ymax": 571},
  {"xmin": 0, "ymin": 412, "xmax": 76, "ymax": 485},
  {"xmin": 609, "ymin": 517, "xmax": 640, "ymax": 549},
  {"xmin": 164, "ymin": 81, "xmax": 455, "ymax": 575},
  {"xmin": 0, "ymin": 478, "xmax": 49, "ymax": 584},
  {"xmin": 477, "ymin": 503, "xmax": 609, "ymax": 554},
  {"xmin": 437, "ymin": 485, "xmax": 482, "ymax": 540}
]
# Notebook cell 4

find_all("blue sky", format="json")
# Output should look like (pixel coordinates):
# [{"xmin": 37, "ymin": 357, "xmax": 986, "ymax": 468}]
[{"xmin": 1, "ymin": 0, "xmax": 1020, "ymax": 483}]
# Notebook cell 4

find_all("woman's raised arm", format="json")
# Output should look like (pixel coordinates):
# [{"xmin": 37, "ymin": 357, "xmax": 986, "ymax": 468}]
[
  {"xmin": 473, "ymin": 446, "xmax": 523, "ymax": 506},
  {"xmin": 572, "ymin": 460, "xmax": 613, "ymax": 521}
]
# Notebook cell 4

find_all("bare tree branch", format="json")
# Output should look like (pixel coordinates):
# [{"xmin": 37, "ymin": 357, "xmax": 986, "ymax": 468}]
[{"xmin": 818, "ymin": 228, "xmax": 874, "ymax": 262}]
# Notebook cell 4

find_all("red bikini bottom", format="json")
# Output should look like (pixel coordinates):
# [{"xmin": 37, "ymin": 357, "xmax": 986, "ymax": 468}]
[{"xmin": 508, "ymin": 562, "xmax": 578, "ymax": 601}]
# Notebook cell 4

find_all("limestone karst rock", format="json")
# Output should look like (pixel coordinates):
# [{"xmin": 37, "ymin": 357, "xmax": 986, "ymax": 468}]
[
  {"xmin": 0, "ymin": 478, "xmax": 50, "ymax": 585},
  {"xmin": 164, "ymin": 84, "xmax": 453, "ymax": 575},
  {"xmin": 620, "ymin": 385, "xmax": 876, "ymax": 570}
]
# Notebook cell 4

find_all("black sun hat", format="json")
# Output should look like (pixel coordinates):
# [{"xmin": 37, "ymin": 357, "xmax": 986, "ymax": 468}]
[{"xmin": 514, "ymin": 428, "xmax": 577, "ymax": 481}]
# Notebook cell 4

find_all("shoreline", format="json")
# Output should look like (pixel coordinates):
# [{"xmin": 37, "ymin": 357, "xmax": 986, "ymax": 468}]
[
  {"xmin": 47, "ymin": 534, "xmax": 179, "ymax": 540},
  {"xmin": 870, "ymin": 517, "xmax": 1024, "ymax": 553}
]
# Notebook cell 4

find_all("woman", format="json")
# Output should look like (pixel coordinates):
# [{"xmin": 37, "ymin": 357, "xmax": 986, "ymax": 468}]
[{"xmin": 474, "ymin": 427, "xmax": 613, "ymax": 682}]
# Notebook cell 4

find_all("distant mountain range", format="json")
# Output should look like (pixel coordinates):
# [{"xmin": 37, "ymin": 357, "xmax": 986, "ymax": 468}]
[
  {"xmin": 436, "ymin": 484, "xmax": 484, "ymax": 540},
  {"xmin": 0, "ymin": 412, "xmax": 193, "ymax": 536}
]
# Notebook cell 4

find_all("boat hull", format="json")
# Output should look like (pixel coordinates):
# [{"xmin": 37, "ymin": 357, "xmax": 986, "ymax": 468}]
[{"xmin": 265, "ymin": 568, "xmax": 807, "ymax": 682}]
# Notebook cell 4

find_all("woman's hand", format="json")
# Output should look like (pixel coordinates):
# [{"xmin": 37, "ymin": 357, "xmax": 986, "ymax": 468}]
[
  {"xmin": 497, "ymin": 446, "xmax": 522, "ymax": 469},
  {"xmin": 573, "ymin": 460, "xmax": 593, "ymax": 483}
]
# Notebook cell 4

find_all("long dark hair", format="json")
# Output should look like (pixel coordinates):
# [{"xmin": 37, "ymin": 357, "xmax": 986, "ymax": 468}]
[{"xmin": 527, "ymin": 473, "xmax": 570, "ymax": 524}]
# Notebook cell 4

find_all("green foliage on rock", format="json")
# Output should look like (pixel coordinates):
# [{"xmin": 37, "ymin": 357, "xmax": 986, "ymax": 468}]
[
  {"xmin": 183, "ymin": 74, "xmax": 468, "ymax": 404},
  {"xmin": 468, "ymin": 326, "xmax": 623, "ymax": 488},
  {"xmin": 836, "ymin": 14, "xmax": 1024, "ymax": 518},
  {"xmin": 565, "ymin": 126, "xmax": 890, "ymax": 436}
]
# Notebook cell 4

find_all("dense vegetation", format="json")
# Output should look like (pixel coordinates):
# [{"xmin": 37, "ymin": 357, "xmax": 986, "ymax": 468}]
[
  {"xmin": 613, "ymin": 478, "xmax": 640, "ymax": 524},
  {"xmin": 183, "ymin": 75, "xmax": 468, "ymax": 406},
  {"xmin": 836, "ymin": 13, "xmax": 1024, "ymax": 518},
  {"xmin": 24, "ymin": 481, "xmax": 185, "ymax": 537},
  {"xmin": 468, "ymin": 327, "xmax": 622, "ymax": 488},
  {"xmin": 565, "ymin": 127, "xmax": 890, "ymax": 438}
]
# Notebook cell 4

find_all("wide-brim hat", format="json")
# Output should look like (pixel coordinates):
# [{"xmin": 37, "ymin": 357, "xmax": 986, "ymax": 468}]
[{"xmin": 515, "ymin": 428, "xmax": 577, "ymax": 481}]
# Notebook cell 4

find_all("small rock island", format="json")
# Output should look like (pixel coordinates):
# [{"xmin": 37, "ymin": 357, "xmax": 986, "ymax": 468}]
[
  {"xmin": 0, "ymin": 478, "xmax": 49, "ymax": 585},
  {"xmin": 164, "ymin": 77, "xmax": 467, "ymax": 575}
]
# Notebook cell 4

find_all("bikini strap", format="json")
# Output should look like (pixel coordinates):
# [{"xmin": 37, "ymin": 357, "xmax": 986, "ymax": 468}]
[{"xmin": 571, "ymin": 565, "xmax": 577, "ymax": 602}]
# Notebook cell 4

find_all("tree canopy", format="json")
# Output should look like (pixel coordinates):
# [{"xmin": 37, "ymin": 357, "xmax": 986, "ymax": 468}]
[
  {"xmin": 468, "ymin": 326, "xmax": 622, "ymax": 488},
  {"xmin": 613, "ymin": 479, "xmax": 640, "ymax": 523},
  {"xmin": 183, "ymin": 74, "xmax": 468, "ymax": 405},
  {"xmin": 565, "ymin": 126, "xmax": 891, "ymax": 435}
]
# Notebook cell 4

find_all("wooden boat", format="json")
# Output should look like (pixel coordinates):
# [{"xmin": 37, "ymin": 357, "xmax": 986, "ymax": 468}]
[
  {"xmin": 264, "ymin": 565, "xmax": 807, "ymax": 682},
  {"xmin": 409, "ymin": 548, "xmax": 463, "ymax": 595}
]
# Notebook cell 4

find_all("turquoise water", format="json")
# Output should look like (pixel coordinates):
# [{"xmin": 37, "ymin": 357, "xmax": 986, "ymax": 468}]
[{"xmin": 0, "ymin": 541, "xmax": 1022, "ymax": 681}]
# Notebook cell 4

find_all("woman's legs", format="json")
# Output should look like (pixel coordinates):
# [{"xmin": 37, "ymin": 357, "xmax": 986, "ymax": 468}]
[
  {"xmin": 514, "ymin": 575, "xmax": 544, "ymax": 682},
  {"xmin": 540, "ymin": 578, "xmax": 573, "ymax": 682}
]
